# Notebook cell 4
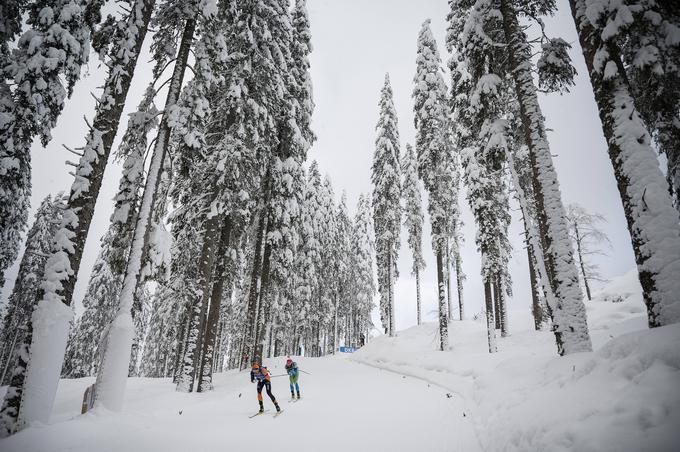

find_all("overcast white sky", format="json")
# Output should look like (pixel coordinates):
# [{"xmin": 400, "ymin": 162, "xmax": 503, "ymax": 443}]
[{"xmin": 2, "ymin": 0, "xmax": 637, "ymax": 335}]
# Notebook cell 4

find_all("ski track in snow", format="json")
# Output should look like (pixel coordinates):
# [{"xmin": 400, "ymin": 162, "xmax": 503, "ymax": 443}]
[{"xmin": 0, "ymin": 353, "xmax": 478, "ymax": 452}]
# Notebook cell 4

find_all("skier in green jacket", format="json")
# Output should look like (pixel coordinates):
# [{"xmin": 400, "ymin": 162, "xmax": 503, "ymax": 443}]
[{"xmin": 285, "ymin": 358, "xmax": 301, "ymax": 400}]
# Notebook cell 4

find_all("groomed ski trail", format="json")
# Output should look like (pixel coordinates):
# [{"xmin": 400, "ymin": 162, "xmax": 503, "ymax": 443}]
[{"xmin": 1, "ymin": 354, "xmax": 481, "ymax": 452}]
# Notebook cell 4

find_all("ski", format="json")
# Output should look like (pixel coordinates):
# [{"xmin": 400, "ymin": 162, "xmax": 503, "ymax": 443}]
[
  {"xmin": 273, "ymin": 410, "xmax": 285, "ymax": 418},
  {"xmin": 249, "ymin": 410, "xmax": 269, "ymax": 418}
]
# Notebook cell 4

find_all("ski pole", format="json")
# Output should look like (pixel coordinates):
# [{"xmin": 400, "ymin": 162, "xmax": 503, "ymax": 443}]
[
  {"xmin": 300, "ymin": 370, "xmax": 312, "ymax": 375},
  {"xmin": 269, "ymin": 374, "xmax": 288, "ymax": 378}
]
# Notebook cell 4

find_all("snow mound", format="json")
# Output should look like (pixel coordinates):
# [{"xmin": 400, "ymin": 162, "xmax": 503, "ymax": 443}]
[{"xmin": 353, "ymin": 269, "xmax": 680, "ymax": 452}]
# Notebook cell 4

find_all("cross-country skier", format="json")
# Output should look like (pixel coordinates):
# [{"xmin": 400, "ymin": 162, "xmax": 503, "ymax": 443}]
[
  {"xmin": 285, "ymin": 358, "xmax": 301, "ymax": 399},
  {"xmin": 250, "ymin": 362, "xmax": 281, "ymax": 413}
]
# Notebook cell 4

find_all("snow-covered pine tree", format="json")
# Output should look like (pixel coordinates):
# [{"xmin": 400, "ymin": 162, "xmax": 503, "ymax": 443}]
[
  {"xmin": 495, "ymin": 0, "xmax": 591, "ymax": 353},
  {"xmin": 333, "ymin": 193, "xmax": 353, "ymax": 352},
  {"xmin": 0, "ymin": 0, "xmax": 26, "ymax": 288},
  {"xmin": 0, "ymin": 194, "xmax": 64, "ymax": 437},
  {"xmin": 413, "ymin": 20, "xmax": 453, "ymax": 349},
  {"xmin": 62, "ymin": 87, "xmax": 159, "ymax": 379},
  {"xmin": 566, "ymin": 204, "xmax": 610, "ymax": 301},
  {"xmin": 295, "ymin": 162, "xmax": 323, "ymax": 356},
  {"xmin": 95, "ymin": 0, "xmax": 219, "ymax": 411},
  {"xmin": 318, "ymin": 176, "xmax": 339, "ymax": 353},
  {"xmin": 352, "ymin": 194, "xmax": 377, "ymax": 346},
  {"xmin": 11, "ymin": 0, "xmax": 159, "ymax": 429},
  {"xmin": 372, "ymin": 74, "xmax": 402, "ymax": 338},
  {"xmin": 612, "ymin": 2, "xmax": 680, "ymax": 211},
  {"xmin": 568, "ymin": 0, "xmax": 680, "ymax": 327},
  {"xmin": 0, "ymin": 0, "xmax": 101, "ymax": 287},
  {"xmin": 402, "ymin": 143, "xmax": 426, "ymax": 325},
  {"xmin": 507, "ymin": 141, "xmax": 550, "ymax": 331}
]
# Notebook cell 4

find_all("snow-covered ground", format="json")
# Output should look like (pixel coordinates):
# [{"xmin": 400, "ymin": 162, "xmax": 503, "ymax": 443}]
[
  {"xmin": 353, "ymin": 269, "xmax": 680, "ymax": 452},
  {"xmin": 1, "ymin": 354, "xmax": 477, "ymax": 452},
  {"xmin": 2, "ymin": 270, "xmax": 679, "ymax": 451}
]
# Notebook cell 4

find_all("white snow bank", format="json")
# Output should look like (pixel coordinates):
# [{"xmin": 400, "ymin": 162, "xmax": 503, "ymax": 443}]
[{"xmin": 353, "ymin": 270, "xmax": 680, "ymax": 452}]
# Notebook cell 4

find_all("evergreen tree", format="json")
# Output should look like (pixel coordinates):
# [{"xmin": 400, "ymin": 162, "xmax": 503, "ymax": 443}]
[
  {"xmin": 413, "ymin": 21, "xmax": 452, "ymax": 349},
  {"xmin": 0, "ymin": 194, "xmax": 64, "ymax": 436},
  {"xmin": 372, "ymin": 74, "xmax": 402, "ymax": 338},
  {"xmin": 0, "ymin": 0, "xmax": 101, "ymax": 286},
  {"xmin": 447, "ymin": 0, "xmax": 591, "ymax": 355},
  {"xmin": 95, "ymin": 0, "xmax": 217, "ymax": 411},
  {"xmin": 402, "ymin": 143, "xmax": 426, "ymax": 325},
  {"xmin": 568, "ymin": 0, "xmax": 680, "ymax": 327},
  {"xmin": 352, "ymin": 194, "xmax": 377, "ymax": 346}
]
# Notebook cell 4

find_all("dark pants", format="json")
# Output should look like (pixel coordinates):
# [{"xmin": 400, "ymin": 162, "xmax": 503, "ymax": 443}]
[{"xmin": 257, "ymin": 380, "xmax": 277, "ymax": 405}]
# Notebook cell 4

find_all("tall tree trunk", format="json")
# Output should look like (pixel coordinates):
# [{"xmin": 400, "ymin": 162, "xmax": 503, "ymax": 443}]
[
  {"xmin": 493, "ymin": 278, "xmax": 501, "ymax": 330},
  {"xmin": 436, "ymin": 249, "xmax": 449, "ymax": 350},
  {"xmin": 415, "ymin": 267, "xmax": 422, "ymax": 325},
  {"xmin": 500, "ymin": 0, "xmax": 591, "ymax": 355},
  {"xmin": 568, "ymin": 0, "xmax": 680, "ymax": 327},
  {"xmin": 498, "ymin": 274, "xmax": 509, "ymax": 337},
  {"xmin": 484, "ymin": 276, "xmax": 497, "ymax": 353},
  {"xmin": 245, "ymin": 170, "xmax": 272, "ymax": 366},
  {"xmin": 386, "ymin": 246, "xmax": 392, "ymax": 336},
  {"xmin": 446, "ymin": 243, "xmax": 454, "ymax": 321},
  {"xmin": 527, "ymin": 244, "xmax": 544, "ymax": 331},
  {"xmin": 197, "ymin": 218, "xmax": 232, "ymax": 392},
  {"xmin": 9, "ymin": 0, "xmax": 157, "ymax": 429},
  {"xmin": 95, "ymin": 19, "xmax": 196, "ymax": 411},
  {"xmin": 521, "ymin": 210, "xmax": 545, "ymax": 330},
  {"xmin": 255, "ymin": 237, "xmax": 272, "ymax": 361},
  {"xmin": 177, "ymin": 212, "xmax": 223, "ymax": 392},
  {"xmin": 172, "ymin": 307, "xmax": 188, "ymax": 383},
  {"xmin": 453, "ymin": 237, "xmax": 465, "ymax": 321},
  {"xmin": 573, "ymin": 224, "xmax": 592, "ymax": 301},
  {"xmin": 333, "ymin": 295, "xmax": 339, "ymax": 354}
]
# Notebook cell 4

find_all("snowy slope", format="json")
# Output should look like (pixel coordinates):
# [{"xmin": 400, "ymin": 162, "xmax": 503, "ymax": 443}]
[
  {"xmin": 352, "ymin": 270, "xmax": 680, "ymax": 452},
  {"xmin": 1, "ymin": 270, "xmax": 678, "ymax": 452},
  {"xmin": 0, "ymin": 354, "xmax": 478, "ymax": 452}
]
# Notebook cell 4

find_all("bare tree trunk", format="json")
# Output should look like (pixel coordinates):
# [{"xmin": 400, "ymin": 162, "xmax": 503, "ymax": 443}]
[
  {"xmin": 197, "ymin": 217, "xmax": 232, "ymax": 392},
  {"xmin": 498, "ymin": 274, "xmax": 509, "ymax": 337},
  {"xmin": 436, "ymin": 249, "xmax": 449, "ymax": 350},
  {"xmin": 493, "ymin": 277, "xmax": 501, "ymax": 330},
  {"xmin": 244, "ymin": 207, "xmax": 267, "ymax": 366},
  {"xmin": 454, "ymin": 247, "xmax": 464, "ymax": 320},
  {"xmin": 415, "ymin": 267, "xmax": 422, "ymax": 325},
  {"xmin": 387, "ymin": 245, "xmax": 395, "ymax": 337},
  {"xmin": 484, "ymin": 277, "xmax": 497, "ymax": 353},
  {"xmin": 177, "ymin": 212, "xmax": 222, "ymax": 392},
  {"xmin": 446, "ymin": 243, "xmax": 454, "ymax": 321},
  {"xmin": 573, "ymin": 223, "xmax": 592, "ymax": 301}
]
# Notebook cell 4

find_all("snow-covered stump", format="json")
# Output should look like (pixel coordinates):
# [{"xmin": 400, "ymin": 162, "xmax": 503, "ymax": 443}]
[
  {"xmin": 20, "ymin": 300, "xmax": 73, "ymax": 425},
  {"xmin": 568, "ymin": 0, "xmax": 680, "ymax": 328}
]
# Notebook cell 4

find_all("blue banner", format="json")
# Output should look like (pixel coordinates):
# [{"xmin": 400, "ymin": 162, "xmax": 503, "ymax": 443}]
[{"xmin": 339, "ymin": 346, "xmax": 357, "ymax": 353}]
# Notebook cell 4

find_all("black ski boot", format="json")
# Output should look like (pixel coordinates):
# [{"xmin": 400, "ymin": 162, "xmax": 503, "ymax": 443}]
[
  {"xmin": 291, "ymin": 391, "xmax": 295, "ymax": 400},
  {"xmin": 258, "ymin": 401, "xmax": 264, "ymax": 413},
  {"xmin": 275, "ymin": 402, "xmax": 281, "ymax": 412},
  {"xmin": 296, "ymin": 392, "xmax": 301, "ymax": 400}
]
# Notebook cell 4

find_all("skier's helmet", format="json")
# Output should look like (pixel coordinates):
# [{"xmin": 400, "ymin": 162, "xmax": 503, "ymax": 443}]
[{"xmin": 286, "ymin": 358, "xmax": 293, "ymax": 365}]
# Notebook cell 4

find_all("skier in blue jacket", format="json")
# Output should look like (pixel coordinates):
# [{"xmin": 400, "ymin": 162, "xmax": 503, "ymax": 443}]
[{"xmin": 285, "ymin": 358, "xmax": 301, "ymax": 400}]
